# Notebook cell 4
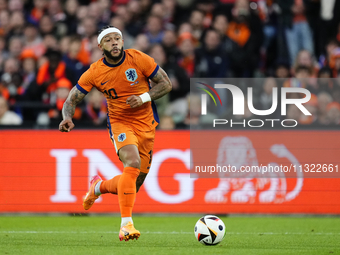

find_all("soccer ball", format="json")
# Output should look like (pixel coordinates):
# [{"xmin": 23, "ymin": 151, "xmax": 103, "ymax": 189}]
[{"xmin": 194, "ymin": 215, "xmax": 226, "ymax": 245}]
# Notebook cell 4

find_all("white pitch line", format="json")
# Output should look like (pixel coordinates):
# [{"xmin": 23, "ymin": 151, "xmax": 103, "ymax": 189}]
[
  {"xmin": 0, "ymin": 231, "xmax": 339, "ymax": 235},
  {"xmin": 0, "ymin": 231, "xmax": 190, "ymax": 234}
]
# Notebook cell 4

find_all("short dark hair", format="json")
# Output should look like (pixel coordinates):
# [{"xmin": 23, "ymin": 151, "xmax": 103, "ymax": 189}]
[
  {"xmin": 318, "ymin": 66, "xmax": 333, "ymax": 77},
  {"xmin": 327, "ymin": 38, "xmax": 340, "ymax": 47},
  {"xmin": 295, "ymin": 65, "xmax": 312, "ymax": 74},
  {"xmin": 44, "ymin": 48, "xmax": 62, "ymax": 60},
  {"xmin": 69, "ymin": 34, "xmax": 82, "ymax": 44},
  {"xmin": 97, "ymin": 25, "xmax": 116, "ymax": 36}
]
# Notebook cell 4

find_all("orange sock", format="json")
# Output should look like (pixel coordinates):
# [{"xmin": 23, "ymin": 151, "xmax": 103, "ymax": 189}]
[
  {"xmin": 118, "ymin": 167, "xmax": 140, "ymax": 217},
  {"xmin": 100, "ymin": 175, "xmax": 121, "ymax": 195}
]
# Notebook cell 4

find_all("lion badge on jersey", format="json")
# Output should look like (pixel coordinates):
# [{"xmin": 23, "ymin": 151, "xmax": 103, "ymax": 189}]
[
  {"xmin": 125, "ymin": 68, "xmax": 138, "ymax": 82},
  {"xmin": 118, "ymin": 133, "xmax": 126, "ymax": 142}
]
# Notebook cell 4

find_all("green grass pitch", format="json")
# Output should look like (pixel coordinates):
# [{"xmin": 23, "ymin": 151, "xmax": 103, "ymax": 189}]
[{"xmin": 0, "ymin": 215, "xmax": 339, "ymax": 255}]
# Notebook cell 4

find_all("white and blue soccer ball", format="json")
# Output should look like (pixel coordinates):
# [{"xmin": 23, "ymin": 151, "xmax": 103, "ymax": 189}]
[{"xmin": 194, "ymin": 215, "xmax": 226, "ymax": 245}]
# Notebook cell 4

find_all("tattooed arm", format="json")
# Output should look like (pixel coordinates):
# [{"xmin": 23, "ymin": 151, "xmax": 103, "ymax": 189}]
[
  {"xmin": 148, "ymin": 67, "xmax": 172, "ymax": 100},
  {"xmin": 59, "ymin": 86, "xmax": 87, "ymax": 132},
  {"xmin": 126, "ymin": 67, "xmax": 172, "ymax": 108}
]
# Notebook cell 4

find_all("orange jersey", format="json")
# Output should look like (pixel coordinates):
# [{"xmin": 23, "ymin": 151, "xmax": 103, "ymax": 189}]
[{"xmin": 77, "ymin": 49, "xmax": 159, "ymax": 131}]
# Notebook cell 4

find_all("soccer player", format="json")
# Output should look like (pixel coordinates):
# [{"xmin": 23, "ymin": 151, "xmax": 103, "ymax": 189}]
[{"xmin": 59, "ymin": 25, "xmax": 172, "ymax": 241}]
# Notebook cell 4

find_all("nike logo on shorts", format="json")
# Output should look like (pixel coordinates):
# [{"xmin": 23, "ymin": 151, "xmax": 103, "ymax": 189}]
[{"xmin": 101, "ymin": 80, "xmax": 110, "ymax": 85}]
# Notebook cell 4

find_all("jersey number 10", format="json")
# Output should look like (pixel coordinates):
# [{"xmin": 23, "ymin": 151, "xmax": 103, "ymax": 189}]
[{"xmin": 103, "ymin": 88, "xmax": 119, "ymax": 99}]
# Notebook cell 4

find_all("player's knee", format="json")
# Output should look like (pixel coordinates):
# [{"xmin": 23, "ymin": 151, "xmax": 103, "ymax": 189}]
[{"xmin": 126, "ymin": 157, "xmax": 141, "ymax": 169}]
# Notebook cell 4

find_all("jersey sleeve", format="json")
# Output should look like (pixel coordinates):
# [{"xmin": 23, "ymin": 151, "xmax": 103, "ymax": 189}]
[
  {"xmin": 134, "ymin": 50, "xmax": 159, "ymax": 79},
  {"xmin": 77, "ymin": 67, "xmax": 95, "ymax": 95}
]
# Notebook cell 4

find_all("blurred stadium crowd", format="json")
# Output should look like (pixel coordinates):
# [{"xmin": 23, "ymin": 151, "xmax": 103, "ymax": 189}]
[{"xmin": 0, "ymin": 0, "xmax": 340, "ymax": 128}]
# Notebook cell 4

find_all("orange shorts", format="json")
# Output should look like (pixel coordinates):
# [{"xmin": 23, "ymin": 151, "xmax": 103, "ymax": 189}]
[{"xmin": 107, "ymin": 121, "xmax": 155, "ymax": 174}]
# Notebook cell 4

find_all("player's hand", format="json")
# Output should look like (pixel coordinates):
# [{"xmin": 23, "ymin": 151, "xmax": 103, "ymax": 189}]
[
  {"xmin": 59, "ymin": 119, "xmax": 75, "ymax": 132},
  {"xmin": 126, "ymin": 95, "xmax": 143, "ymax": 108}
]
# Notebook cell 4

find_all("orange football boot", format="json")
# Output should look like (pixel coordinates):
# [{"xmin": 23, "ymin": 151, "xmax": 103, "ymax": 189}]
[
  {"xmin": 119, "ymin": 222, "xmax": 140, "ymax": 241},
  {"xmin": 83, "ymin": 175, "xmax": 102, "ymax": 210}
]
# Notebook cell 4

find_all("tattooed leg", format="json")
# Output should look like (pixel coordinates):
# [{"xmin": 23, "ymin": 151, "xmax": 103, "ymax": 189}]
[{"xmin": 136, "ymin": 172, "xmax": 148, "ymax": 193}]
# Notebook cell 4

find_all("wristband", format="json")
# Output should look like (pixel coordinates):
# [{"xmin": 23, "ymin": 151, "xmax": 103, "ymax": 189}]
[{"xmin": 139, "ymin": 92, "xmax": 151, "ymax": 103}]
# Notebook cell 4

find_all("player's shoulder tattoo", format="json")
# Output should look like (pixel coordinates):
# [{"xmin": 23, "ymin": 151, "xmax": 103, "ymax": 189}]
[
  {"xmin": 149, "ymin": 67, "xmax": 172, "ymax": 100},
  {"xmin": 151, "ymin": 67, "xmax": 167, "ymax": 83},
  {"xmin": 70, "ymin": 86, "xmax": 86, "ymax": 105},
  {"xmin": 62, "ymin": 86, "xmax": 86, "ymax": 120}
]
